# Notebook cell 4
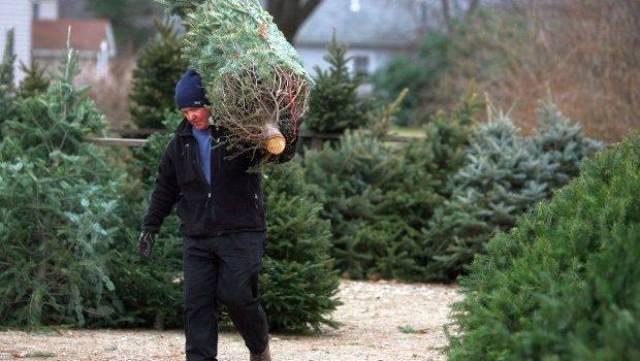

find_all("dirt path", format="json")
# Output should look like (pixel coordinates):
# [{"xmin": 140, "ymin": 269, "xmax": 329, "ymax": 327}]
[{"xmin": 0, "ymin": 279, "xmax": 461, "ymax": 361}]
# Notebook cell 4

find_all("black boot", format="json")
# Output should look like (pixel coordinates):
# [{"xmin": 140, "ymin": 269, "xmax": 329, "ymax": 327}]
[{"xmin": 250, "ymin": 343, "xmax": 271, "ymax": 361}]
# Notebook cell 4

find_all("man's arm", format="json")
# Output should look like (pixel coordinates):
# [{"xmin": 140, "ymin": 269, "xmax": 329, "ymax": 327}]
[{"xmin": 142, "ymin": 139, "xmax": 180, "ymax": 233}]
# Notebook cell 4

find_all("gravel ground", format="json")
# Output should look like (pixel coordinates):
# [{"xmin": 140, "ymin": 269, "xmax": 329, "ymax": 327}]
[{"xmin": 0, "ymin": 279, "xmax": 461, "ymax": 361}]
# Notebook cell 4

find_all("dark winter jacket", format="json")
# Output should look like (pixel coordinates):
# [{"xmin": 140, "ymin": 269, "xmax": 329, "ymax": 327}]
[{"xmin": 142, "ymin": 119, "xmax": 299, "ymax": 237}]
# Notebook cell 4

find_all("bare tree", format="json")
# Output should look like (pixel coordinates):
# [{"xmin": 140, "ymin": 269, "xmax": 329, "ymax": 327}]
[
  {"xmin": 440, "ymin": 0, "xmax": 481, "ymax": 32},
  {"xmin": 265, "ymin": 0, "xmax": 324, "ymax": 43}
]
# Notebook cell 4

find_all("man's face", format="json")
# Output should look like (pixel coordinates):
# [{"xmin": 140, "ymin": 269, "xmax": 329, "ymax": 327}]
[{"xmin": 182, "ymin": 107, "xmax": 210, "ymax": 130}]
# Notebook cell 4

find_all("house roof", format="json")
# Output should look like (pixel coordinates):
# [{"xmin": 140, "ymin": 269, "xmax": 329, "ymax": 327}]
[
  {"xmin": 294, "ymin": 0, "xmax": 427, "ymax": 49},
  {"xmin": 32, "ymin": 18, "xmax": 112, "ymax": 51}
]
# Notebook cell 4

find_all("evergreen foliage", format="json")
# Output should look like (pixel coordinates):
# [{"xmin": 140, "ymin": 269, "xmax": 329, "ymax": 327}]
[
  {"xmin": 124, "ymin": 113, "xmax": 341, "ymax": 332},
  {"xmin": 129, "ymin": 19, "xmax": 187, "ymax": 129},
  {"xmin": 85, "ymin": 0, "xmax": 156, "ymax": 48},
  {"xmin": 303, "ymin": 95, "xmax": 480, "ymax": 281},
  {"xmin": 0, "ymin": 44, "xmax": 128, "ymax": 329},
  {"xmin": 158, "ymin": 0, "xmax": 312, "ymax": 159},
  {"xmin": 304, "ymin": 34, "xmax": 371, "ymax": 134},
  {"xmin": 447, "ymin": 132, "xmax": 640, "ymax": 360},
  {"xmin": 382, "ymin": 94, "xmax": 480, "ymax": 233},
  {"xmin": 0, "ymin": 44, "xmax": 340, "ymax": 332},
  {"xmin": 424, "ymin": 101, "xmax": 600, "ymax": 282},
  {"xmin": 130, "ymin": 111, "xmax": 183, "ymax": 186},
  {"xmin": 0, "ymin": 29, "xmax": 16, "ymax": 136},
  {"xmin": 372, "ymin": 30, "xmax": 455, "ymax": 126},
  {"xmin": 260, "ymin": 161, "xmax": 341, "ymax": 332},
  {"xmin": 157, "ymin": 0, "xmax": 204, "ymax": 17},
  {"xmin": 113, "ymin": 111, "xmax": 186, "ymax": 329},
  {"xmin": 532, "ymin": 100, "xmax": 603, "ymax": 189},
  {"xmin": 17, "ymin": 60, "xmax": 50, "ymax": 99},
  {"xmin": 107, "ymin": 229, "xmax": 184, "ymax": 329},
  {"xmin": 174, "ymin": 0, "xmax": 310, "ymax": 82},
  {"xmin": 2, "ymin": 51, "xmax": 104, "ymax": 159},
  {"xmin": 0, "ymin": 29, "xmax": 15, "ymax": 90},
  {"xmin": 424, "ymin": 113, "xmax": 550, "ymax": 282},
  {"xmin": 303, "ymin": 129, "xmax": 398, "ymax": 278}
]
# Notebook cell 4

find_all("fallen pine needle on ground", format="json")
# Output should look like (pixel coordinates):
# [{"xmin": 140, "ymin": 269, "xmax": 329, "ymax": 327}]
[{"xmin": 0, "ymin": 279, "xmax": 461, "ymax": 361}]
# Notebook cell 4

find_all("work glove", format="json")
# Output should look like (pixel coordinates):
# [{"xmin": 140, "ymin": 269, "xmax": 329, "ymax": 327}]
[{"xmin": 138, "ymin": 230, "xmax": 156, "ymax": 258}]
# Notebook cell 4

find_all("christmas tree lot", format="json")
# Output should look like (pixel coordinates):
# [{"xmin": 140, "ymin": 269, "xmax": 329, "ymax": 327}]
[
  {"xmin": 447, "ymin": 131, "xmax": 640, "ymax": 360},
  {"xmin": 0, "ymin": 39, "xmax": 128, "ymax": 328},
  {"xmin": 0, "ymin": 38, "xmax": 340, "ymax": 333},
  {"xmin": 126, "ymin": 112, "xmax": 341, "ymax": 332},
  {"xmin": 157, "ymin": 0, "xmax": 313, "ymax": 160},
  {"xmin": 424, "ymin": 100, "xmax": 602, "ymax": 282}
]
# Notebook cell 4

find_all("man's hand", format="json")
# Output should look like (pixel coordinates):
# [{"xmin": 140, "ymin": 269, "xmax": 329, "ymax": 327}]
[{"xmin": 138, "ymin": 231, "xmax": 156, "ymax": 258}]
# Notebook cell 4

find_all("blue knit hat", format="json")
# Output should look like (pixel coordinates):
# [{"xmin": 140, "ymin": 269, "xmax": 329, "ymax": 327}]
[{"xmin": 175, "ymin": 69, "xmax": 209, "ymax": 109}]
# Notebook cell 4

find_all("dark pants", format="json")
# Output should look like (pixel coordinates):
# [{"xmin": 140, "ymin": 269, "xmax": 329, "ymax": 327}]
[{"xmin": 182, "ymin": 231, "xmax": 269, "ymax": 361}]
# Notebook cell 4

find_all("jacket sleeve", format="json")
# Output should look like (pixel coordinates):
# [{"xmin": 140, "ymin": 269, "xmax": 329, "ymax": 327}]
[{"xmin": 142, "ymin": 138, "xmax": 180, "ymax": 233}]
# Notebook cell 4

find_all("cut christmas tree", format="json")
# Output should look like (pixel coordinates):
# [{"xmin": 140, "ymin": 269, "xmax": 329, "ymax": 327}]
[{"xmin": 157, "ymin": 0, "xmax": 313, "ymax": 160}]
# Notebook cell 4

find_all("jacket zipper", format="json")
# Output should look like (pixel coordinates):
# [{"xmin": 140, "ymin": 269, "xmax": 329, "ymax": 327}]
[{"xmin": 208, "ymin": 128, "xmax": 216, "ymax": 201}]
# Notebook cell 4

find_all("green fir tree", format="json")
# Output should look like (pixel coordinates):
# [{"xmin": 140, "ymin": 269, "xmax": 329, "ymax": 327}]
[
  {"xmin": 0, "ymin": 29, "xmax": 14, "ymax": 90},
  {"xmin": 129, "ymin": 19, "xmax": 187, "ymax": 130},
  {"xmin": 424, "ymin": 112, "xmax": 549, "ymax": 282},
  {"xmin": 0, "ymin": 28, "xmax": 16, "ymax": 136},
  {"xmin": 2, "ymin": 52, "xmax": 104, "ymax": 158},
  {"xmin": 303, "ymin": 129, "xmax": 400, "ymax": 278},
  {"xmin": 447, "ymin": 132, "xmax": 640, "ymax": 360},
  {"xmin": 303, "ymin": 125, "xmax": 426, "ymax": 281},
  {"xmin": 382, "ymin": 94, "xmax": 481, "ymax": 234},
  {"xmin": 532, "ymin": 99, "xmax": 603, "ymax": 190},
  {"xmin": 0, "ymin": 42, "xmax": 128, "ymax": 329},
  {"xmin": 260, "ymin": 161, "xmax": 342, "ymax": 332},
  {"xmin": 17, "ymin": 60, "xmax": 50, "ymax": 99},
  {"xmin": 304, "ymin": 33, "xmax": 371, "ymax": 134},
  {"xmin": 111, "ymin": 111, "xmax": 185, "ymax": 329},
  {"xmin": 304, "ymin": 95, "xmax": 480, "ymax": 281}
]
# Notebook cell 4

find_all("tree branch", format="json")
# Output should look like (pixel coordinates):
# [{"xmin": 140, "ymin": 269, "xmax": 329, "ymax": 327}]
[
  {"xmin": 441, "ymin": 0, "xmax": 452, "ymax": 32},
  {"xmin": 299, "ymin": 0, "xmax": 322, "ymax": 23},
  {"xmin": 467, "ymin": 0, "xmax": 480, "ymax": 16}
]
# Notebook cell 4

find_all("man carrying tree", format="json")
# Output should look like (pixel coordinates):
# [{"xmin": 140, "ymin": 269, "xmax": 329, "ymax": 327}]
[{"xmin": 138, "ymin": 69, "xmax": 299, "ymax": 361}]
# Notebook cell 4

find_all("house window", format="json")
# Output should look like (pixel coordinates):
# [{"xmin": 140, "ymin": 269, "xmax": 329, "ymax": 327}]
[
  {"xmin": 33, "ymin": 3, "xmax": 40, "ymax": 20},
  {"xmin": 353, "ymin": 56, "xmax": 369, "ymax": 77}
]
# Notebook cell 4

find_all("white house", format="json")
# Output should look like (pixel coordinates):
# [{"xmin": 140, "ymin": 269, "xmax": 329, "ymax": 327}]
[
  {"xmin": 294, "ymin": 0, "xmax": 433, "ymax": 79},
  {"xmin": 31, "ymin": 18, "xmax": 117, "ymax": 72},
  {"xmin": 0, "ymin": 0, "xmax": 116, "ymax": 84}
]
